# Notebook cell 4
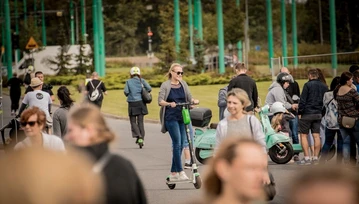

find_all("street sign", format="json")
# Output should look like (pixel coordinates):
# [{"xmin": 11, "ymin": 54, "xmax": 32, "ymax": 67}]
[{"xmin": 25, "ymin": 37, "xmax": 39, "ymax": 49}]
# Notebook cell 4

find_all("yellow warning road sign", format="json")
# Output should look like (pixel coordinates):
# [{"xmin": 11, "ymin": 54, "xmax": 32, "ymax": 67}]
[{"xmin": 25, "ymin": 37, "xmax": 39, "ymax": 49}]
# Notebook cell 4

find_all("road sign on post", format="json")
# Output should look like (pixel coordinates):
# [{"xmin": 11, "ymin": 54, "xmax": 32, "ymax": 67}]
[{"xmin": 25, "ymin": 37, "xmax": 39, "ymax": 49}]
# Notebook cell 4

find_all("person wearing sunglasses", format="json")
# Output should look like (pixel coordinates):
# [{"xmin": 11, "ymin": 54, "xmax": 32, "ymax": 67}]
[
  {"xmin": 158, "ymin": 63, "xmax": 199, "ymax": 181},
  {"xmin": 14, "ymin": 106, "xmax": 65, "ymax": 151}
]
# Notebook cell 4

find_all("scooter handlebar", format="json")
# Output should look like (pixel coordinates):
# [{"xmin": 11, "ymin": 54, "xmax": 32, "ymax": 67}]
[{"xmin": 175, "ymin": 102, "xmax": 199, "ymax": 106}]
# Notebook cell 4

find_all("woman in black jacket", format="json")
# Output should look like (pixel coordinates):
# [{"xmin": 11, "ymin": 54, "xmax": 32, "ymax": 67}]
[{"xmin": 65, "ymin": 104, "xmax": 147, "ymax": 204}]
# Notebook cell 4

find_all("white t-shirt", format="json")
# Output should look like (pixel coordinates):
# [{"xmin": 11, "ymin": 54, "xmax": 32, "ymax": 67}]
[{"xmin": 22, "ymin": 90, "xmax": 52, "ymax": 119}]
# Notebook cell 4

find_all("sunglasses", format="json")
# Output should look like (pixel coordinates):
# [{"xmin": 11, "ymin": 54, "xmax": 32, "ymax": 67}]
[
  {"xmin": 172, "ymin": 71, "xmax": 184, "ymax": 75},
  {"xmin": 21, "ymin": 121, "xmax": 38, "ymax": 127}
]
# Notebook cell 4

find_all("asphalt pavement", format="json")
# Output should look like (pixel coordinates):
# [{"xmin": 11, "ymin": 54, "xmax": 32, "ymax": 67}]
[{"xmin": 0, "ymin": 94, "xmax": 302, "ymax": 204}]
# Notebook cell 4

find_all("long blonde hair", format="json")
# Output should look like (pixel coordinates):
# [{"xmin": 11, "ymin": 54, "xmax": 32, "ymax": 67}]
[{"xmin": 69, "ymin": 104, "xmax": 115, "ymax": 144}]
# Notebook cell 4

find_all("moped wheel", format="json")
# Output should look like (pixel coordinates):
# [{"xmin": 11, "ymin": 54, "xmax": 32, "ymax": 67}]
[
  {"xmin": 269, "ymin": 142, "xmax": 294, "ymax": 164},
  {"xmin": 195, "ymin": 148, "xmax": 210, "ymax": 164},
  {"xmin": 194, "ymin": 175, "xmax": 202, "ymax": 189}
]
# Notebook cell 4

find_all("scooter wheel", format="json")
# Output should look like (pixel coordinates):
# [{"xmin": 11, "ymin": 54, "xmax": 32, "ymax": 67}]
[
  {"xmin": 138, "ymin": 139, "xmax": 144, "ymax": 149},
  {"xmin": 268, "ymin": 142, "xmax": 294, "ymax": 164},
  {"xmin": 194, "ymin": 175, "xmax": 202, "ymax": 189},
  {"xmin": 167, "ymin": 183, "xmax": 176, "ymax": 190}
]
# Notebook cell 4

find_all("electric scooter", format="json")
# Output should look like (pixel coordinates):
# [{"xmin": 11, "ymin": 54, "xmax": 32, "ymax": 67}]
[
  {"xmin": 0, "ymin": 118, "xmax": 26, "ymax": 152},
  {"xmin": 165, "ymin": 102, "xmax": 202, "ymax": 190}
]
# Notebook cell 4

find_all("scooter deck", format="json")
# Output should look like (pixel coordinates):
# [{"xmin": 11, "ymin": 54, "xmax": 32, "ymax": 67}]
[{"xmin": 166, "ymin": 179, "xmax": 193, "ymax": 185}]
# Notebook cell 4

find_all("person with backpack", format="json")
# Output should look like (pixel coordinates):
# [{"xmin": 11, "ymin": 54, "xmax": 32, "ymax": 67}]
[
  {"xmin": 124, "ymin": 67, "xmax": 152, "ymax": 147},
  {"xmin": 320, "ymin": 77, "xmax": 344, "ymax": 163},
  {"xmin": 86, "ymin": 72, "xmax": 107, "ymax": 109}
]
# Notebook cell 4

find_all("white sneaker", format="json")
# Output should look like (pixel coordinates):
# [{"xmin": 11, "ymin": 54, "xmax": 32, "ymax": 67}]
[
  {"xmin": 169, "ymin": 173, "xmax": 179, "ymax": 181},
  {"xmin": 179, "ymin": 171, "xmax": 189, "ymax": 180},
  {"xmin": 11, "ymin": 110, "xmax": 15, "ymax": 116}
]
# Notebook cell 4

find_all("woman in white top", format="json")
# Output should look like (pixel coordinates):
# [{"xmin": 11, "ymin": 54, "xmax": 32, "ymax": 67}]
[{"xmin": 15, "ymin": 106, "xmax": 65, "ymax": 151}]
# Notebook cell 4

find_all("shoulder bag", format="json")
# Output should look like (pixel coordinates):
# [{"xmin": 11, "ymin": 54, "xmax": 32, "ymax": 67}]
[
  {"xmin": 341, "ymin": 116, "xmax": 357, "ymax": 128},
  {"xmin": 140, "ymin": 79, "xmax": 152, "ymax": 104}
]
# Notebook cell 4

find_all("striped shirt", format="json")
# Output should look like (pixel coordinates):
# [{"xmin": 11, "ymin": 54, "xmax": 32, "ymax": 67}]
[{"xmin": 336, "ymin": 88, "xmax": 359, "ymax": 123}]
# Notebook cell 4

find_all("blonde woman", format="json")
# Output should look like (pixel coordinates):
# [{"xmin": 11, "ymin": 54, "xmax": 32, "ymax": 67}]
[
  {"xmin": 65, "ymin": 104, "xmax": 147, "ymax": 204},
  {"xmin": 216, "ymin": 88, "xmax": 266, "ymax": 151},
  {"xmin": 158, "ymin": 63, "xmax": 199, "ymax": 181}
]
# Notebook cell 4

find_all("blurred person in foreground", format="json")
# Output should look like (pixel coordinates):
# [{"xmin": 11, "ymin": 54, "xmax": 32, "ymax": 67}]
[
  {"xmin": 15, "ymin": 106, "xmax": 65, "ymax": 151},
  {"xmin": 65, "ymin": 104, "xmax": 147, "ymax": 204},
  {"xmin": 0, "ymin": 148, "xmax": 104, "ymax": 204},
  {"xmin": 287, "ymin": 165, "xmax": 359, "ymax": 204},
  {"xmin": 53, "ymin": 86, "xmax": 75, "ymax": 138},
  {"xmin": 199, "ymin": 137, "xmax": 268, "ymax": 204}
]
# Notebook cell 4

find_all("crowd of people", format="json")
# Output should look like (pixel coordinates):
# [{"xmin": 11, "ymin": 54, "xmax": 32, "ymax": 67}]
[{"xmin": 2, "ymin": 63, "xmax": 359, "ymax": 203}]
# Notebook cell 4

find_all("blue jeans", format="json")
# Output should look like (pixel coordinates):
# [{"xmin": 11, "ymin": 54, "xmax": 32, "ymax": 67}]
[
  {"xmin": 339, "ymin": 120, "xmax": 359, "ymax": 165},
  {"xmin": 320, "ymin": 128, "xmax": 343, "ymax": 163},
  {"xmin": 289, "ymin": 115, "xmax": 299, "ymax": 144},
  {"xmin": 165, "ymin": 120, "xmax": 187, "ymax": 173}
]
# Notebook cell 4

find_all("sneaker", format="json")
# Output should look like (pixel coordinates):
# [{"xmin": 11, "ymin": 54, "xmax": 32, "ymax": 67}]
[
  {"xmin": 293, "ymin": 155, "xmax": 300, "ymax": 162},
  {"xmin": 179, "ymin": 171, "xmax": 189, "ymax": 180},
  {"xmin": 169, "ymin": 173, "xmax": 179, "ymax": 181},
  {"xmin": 312, "ymin": 159, "xmax": 319, "ymax": 165},
  {"xmin": 297, "ymin": 158, "xmax": 312, "ymax": 165},
  {"xmin": 184, "ymin": 163, "xmax": 192, "ymax": 169},
  {"xmin": 11, "ymin": 110, "xmax": 15, "ymax": 116}
]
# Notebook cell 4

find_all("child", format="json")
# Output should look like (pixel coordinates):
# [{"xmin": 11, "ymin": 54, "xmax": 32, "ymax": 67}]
[{"xmin": 270, "ymin": 102, "xmax": 294, "ymax": 136}]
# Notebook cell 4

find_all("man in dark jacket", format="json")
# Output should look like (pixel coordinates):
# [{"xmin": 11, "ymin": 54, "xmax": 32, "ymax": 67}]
[
  {"xmin": 228, "ymin": 63, "xmax": 258, "ymax": 112},
  {"xmin": 298, "ymin": 69, "xmax": 328, "ymax": 165}
]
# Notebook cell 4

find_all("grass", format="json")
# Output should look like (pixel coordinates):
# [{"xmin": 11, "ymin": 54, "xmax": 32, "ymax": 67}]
[{"xmin": 4, "ymin": 78, "xmax": 327, "ymax": 123}]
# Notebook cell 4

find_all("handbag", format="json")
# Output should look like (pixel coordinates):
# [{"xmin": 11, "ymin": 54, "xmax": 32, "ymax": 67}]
[
  {"xmin": 140, "ymin": 79, "xmax": 152, "ymax": 104},
  {"xmin": 341, "ymin": 116, "xmax": 357, "ymax": 128}
]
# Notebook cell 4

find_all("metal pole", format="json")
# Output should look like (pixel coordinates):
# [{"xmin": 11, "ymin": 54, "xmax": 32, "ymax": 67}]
[
  {"xmin": 236, "ymin": 0, "xmax": 240, "ymax": 7},
  {"xmin": 216, "ymin": 0, "xmax": 225, "ymax": 74},
  {"xmin": 1, "ymin": 0, "xmax": 5, "ymax": 65},
  {"xmin": 329, "ymin": 0, "xmax": 337, "ymax": 76},
  {"xmin": 266, "ymin": 0, "xmax": 274, "ymax": 69},
  {"xmin": 193, "ymin": 0, "xmax": 198, "ymax": 35},
  {"xmin": 15, "ymin": 0, "xmax": 21, "ymax": 62},
  {"xmin": 34, "ymin": 0, "xmax": 37, "ymax": 29},
  {"xmin": 23, "ymin": 0, "xmax": 27, "ymax": 26},
  {"xmin": 41, "ymin": 0, "xmax": 46, "ymax": 46},
  {"xmin": 318, "ymin": 0, "xmax": 323, "ymax": 45},
  {"xmin": 174, "ymin": 0, "xmax": 180, "ymax": 55},
  {"xmin": 75, "ymin": 2, "xmax": 79, "ymax": 44},
  {"xmin": 188, "ymin": 0, "xmax": 194, "ymax": 61},
  {"xmin": 70, "ymin": 0, "xmax": 75, "ymax": 45},
  {"xmin": 237, "ymin": 41, "xmax": 243, "ymax": 63},
  {"xmin": 97, "ymin": 0, "xmax": 105, "ymax": 76},
  {"xmin": 244, "ymin": 0, "xmax": 249, "ymax": 68},
  {"xmin": 92, "ymin": 0, "xmax": 100, "ymax": 74},
  {"xmin": 80, "ymin": 0, "xmax": 87, "ymax": 43},
  {"xmin": 292, "ymin": 0, "xmax": 298, "ymax": 68},
  {"xmin": 280, "ymin": 0, "xmax": 287, "ymax": 66},
  {"xmin": 4, "ymin": 0, "xmax": 13, "ymax": 79},
  {"xmin": 197, "ymin": 0, "xmax": 203, "ymax": 41}
]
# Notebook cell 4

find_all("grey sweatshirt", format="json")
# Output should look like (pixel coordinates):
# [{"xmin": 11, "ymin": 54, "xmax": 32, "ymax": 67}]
[{"xmin": 265, "ymin": 82, "xmax": 292, "ymax": 110}]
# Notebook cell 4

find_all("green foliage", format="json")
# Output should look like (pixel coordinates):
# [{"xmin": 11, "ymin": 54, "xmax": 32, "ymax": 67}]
[
  {"xmin": 74, "ymin": 39, "xmax": 93, "ymax": 75},
  {"xmin": 42, "ymin": 46, "xmax": 73, "ymax": 75}
]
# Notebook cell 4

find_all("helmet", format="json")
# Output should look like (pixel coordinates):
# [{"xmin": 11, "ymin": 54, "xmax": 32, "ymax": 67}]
[
  {"xmin": 270, "ymin": 102, "xmax": 287, "ymax": 114},
  {"xmin": 130, "ymin": 67, "xmax": 140, "ymax": 75},
  {"xmin": 276, "ymin": 72, "xmax": 293, "ymax": 85}
]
